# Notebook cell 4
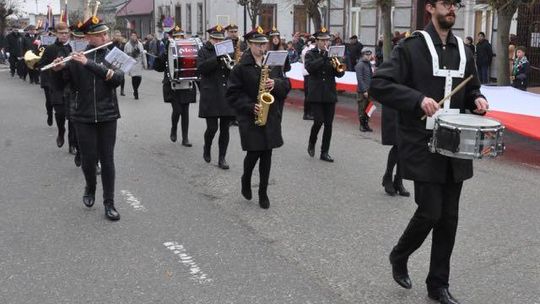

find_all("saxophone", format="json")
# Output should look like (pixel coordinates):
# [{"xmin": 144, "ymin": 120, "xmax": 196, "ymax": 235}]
[
  {"xmin": 255, "ymin": 65, "xmax": 275, "ymax": 126},
  {"xmin": 233, "ymin": 39, "xmax": 242, "ymax": 62}
]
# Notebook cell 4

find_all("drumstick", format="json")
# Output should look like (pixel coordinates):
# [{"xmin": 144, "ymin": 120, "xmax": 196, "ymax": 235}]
[{"xmin": 421, "ymin": 75, "xmax": 474, "ymax": 120}]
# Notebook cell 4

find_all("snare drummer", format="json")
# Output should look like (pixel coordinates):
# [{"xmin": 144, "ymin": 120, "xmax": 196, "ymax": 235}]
[{"xmin": 370, "ymin": 0, "xmax": 488, "ymax": 303}]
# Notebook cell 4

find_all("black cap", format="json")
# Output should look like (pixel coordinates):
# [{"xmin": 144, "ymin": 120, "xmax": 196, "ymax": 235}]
[
  {"xmin": 206, "ymin": 25, "xmax": 225, "ymax": 40},
  {"xmin": 224, "ymin": 23, "xmax": 238, "ymax": 31},
  {"xmin": 266, "ymin": 27, "xmax": 280, "ymax": 37},
  {"xmin": 168, "ymin": 25, "xmax": 185, "ymax": 37},
  {"xmin": 70, "ymin": 22, "xmax": 84, "ymax": 38},
  {"xmin": 244, "ymin": 26, "xmax": 268, "ymax": 43},
  {"xmin": 313, "ymin": 27, "xmax": 331, "ymax": 40},
  {"xmin": 80, "ymin": 16, "xmax": 109, "ymax": 35},
  {"xmin": 350, "ymin": 35, "xmax": 358, "ymax": 40},
  {"xmin": 361, "ymin": 48, "xmax": 372, "ymax": 55}
]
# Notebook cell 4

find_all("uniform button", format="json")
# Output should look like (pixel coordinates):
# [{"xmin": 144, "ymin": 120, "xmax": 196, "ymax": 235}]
[
  {"xmin": 222, "ymin": 84, "xmax": 226, "ymax": 87},
  {"xmin": 322, "ymin": 78, "xmax": 326, "ymax": 81}
]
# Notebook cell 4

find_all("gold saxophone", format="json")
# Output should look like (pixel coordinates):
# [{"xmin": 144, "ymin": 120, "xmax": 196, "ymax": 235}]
[
  {"xmin": 233, "ymin": 40, "xmax": 242, "ymax": 62},
  {"xmin": 255, "ymin": 65, "xmax": 275, "ymax": 126}
]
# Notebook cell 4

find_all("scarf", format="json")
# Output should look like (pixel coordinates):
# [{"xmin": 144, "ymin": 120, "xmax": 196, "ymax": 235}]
[{"xmin": 513, "ymin": 56, "xmax": 528, "ymax": 76}]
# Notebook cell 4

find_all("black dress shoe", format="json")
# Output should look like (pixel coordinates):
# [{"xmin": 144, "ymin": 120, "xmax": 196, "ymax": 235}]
[
  {"xmin": 47, "ymin": 114, "xmax": 53, "ymax": 126},
  {"xmin": 320, "ymin": 153, "xmax": 334, "ymax": 162},
  {"xmin": 182, "ymin": 139, "xmax": 192, "ymax": 147},
  {"xmin": 393, "ymin": 175, "xmax": 410, "ymax": 197},
  {"xmin": 428, "ymin": 288, "xmax": 460, "ymax": 304},
  {"xmin": 83, "ymin": 187, "xmax": 95, "ymax": 208},
  {"xmin": 120, "ymin": 91, "xmax": 125, "ymax": 96},
  {"xmin": 74, "ymin": 152, "xmax": 81, "ymax": 167},
  {"xmin": 203, "ymin": 145, "xmax": 211, "ymax": 163},
  {"xmin": 218, "ymin": 157, "xmax": 229, "ymax": 170},
  {"xmin": 307, "ymin": 143, "xmax": 315, "ymax": 157},
  {"xmin": 390, "ymin": 258, "xmax": 412, "ymax": 289},
  {"xmin": 56, "ymin": 135, "xmax": 65, "ymax": 148},
  {"xmin": 258, "ymin": 192, "xmax": 270, "ymax": 209},
  {"xmin": 104, "ymin": 203, "xmax": 120, "ymax": 221},
  {"xmin": 170, "ymin": 130, "xmax": 177, "ymax": 142},
  {"xmin": 241, "ymin": 175, "xmax": 252, "ymax": 200},
  {"xmin": 134, "ymin": 91, "xmax": 139, "ymax": 100},
  {"xmin": 382, "ymin": 173, "xmax": 396, "ymax": 196}
]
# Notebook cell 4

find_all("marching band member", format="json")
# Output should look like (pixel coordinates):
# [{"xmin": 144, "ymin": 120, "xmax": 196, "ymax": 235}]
[
  {"xmin": 52, "ymin": 14, "xmax": 124, "ymax": 221},
  {"xmin": 369, "ymin": 0, "xmax": 488, "ymax": 302},
  {"xmin": 153, "ymin": 26, "xmax": 196, "ymax": 147},
  {"xmin": 197, "ymin": 25, "xmax": 236, "ymax": 169},
  {"xmin": 305, "ymin": 27, "xmax": 345, "ymax": 163},
  {"xmin": 266, "ymin": 27, "xmax": 291, "ymax": 73},
  {"xmin": 224, "ymin": 23, "xmax": 246, "ymax": 52},
  {"xmin": 23, "ymin": 24, "xmax": 40, "ymax": 85},
  {"xmin": 226, "ymin": 27, "xmax": 291, "ymax": 209},
  {"xmin": 36, "ymin": 22, "xmax": 72, "ymax": 149}
]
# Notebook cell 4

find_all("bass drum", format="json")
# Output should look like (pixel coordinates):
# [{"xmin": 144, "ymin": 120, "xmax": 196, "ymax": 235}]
[{"xmin": 168, "ymin": 38, "xmax": 201, "ymax": 81}]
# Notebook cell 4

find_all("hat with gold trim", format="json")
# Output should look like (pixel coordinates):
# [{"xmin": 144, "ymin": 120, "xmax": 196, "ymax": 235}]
[
  {"xmin": 266, "ymin": 26, "xmax": 280, "ymax": 37},
  {"xmin": 206, "ymin": 24, "xmax": 225, "ymax": 40},
  {"xmin": 70, "ymin": 21, "xmax": 85, "ymax": 38},
  {"xmin": 243, "ymin": 26, "xmax": 268, "ymax": 43},
  {"xmin": 80, "ymin": 2, "xmax": 109, "ymax": 35},
  {"xmin": 313, "ymin": 27, "xmax": 331, "ymax": 40},
  {"xmin": 224, "ymin": 23, "xmax": 238, "ymax": 31},
  {"xmin": 168, "ymin": 25, "xmax": 185, "ymax": 37}
]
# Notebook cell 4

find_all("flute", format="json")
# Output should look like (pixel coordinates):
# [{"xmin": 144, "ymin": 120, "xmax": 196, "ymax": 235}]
[{"xmin": 40, "ymin": 41, "xmax": 113, "ymax": 71}]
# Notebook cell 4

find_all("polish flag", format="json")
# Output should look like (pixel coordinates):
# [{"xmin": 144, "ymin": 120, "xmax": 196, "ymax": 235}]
[{"xmin": 366, "ymin": 101, "xmax": 377, "ymax": 117}]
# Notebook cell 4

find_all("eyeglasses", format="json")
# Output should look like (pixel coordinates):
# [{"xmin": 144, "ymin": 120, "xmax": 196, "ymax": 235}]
[{"xmin": 438, "ymin": 0, "xmax": 465, "ymax": 9}]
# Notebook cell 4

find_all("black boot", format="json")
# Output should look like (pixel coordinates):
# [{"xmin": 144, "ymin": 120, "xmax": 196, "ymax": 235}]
[
  {"xmin": 203, "ymin": 145, "xmax": 211, "ymax": 163},
  {"xmin": 241, "ymin": 174, "xmax": 252, "ymax": 200},
  {"xmin": 307, "ymin": 142, "xmax": 315, "ymax": 157},
  {"xmin": 56, "ymin": 130, "xmax": 65, "ymax": 148},
  {"xmin": 218, "ymin": 156, "xmax": 229, "ymax": 170},
  {"xmin": 47, "ymin": 113, "xmax": 53, "ymax": 126},
  {"xmin": 320, "ymin": 152, "xmax": 334, "ymax": 162},
  {"xmin": 104, "ymin": 200, "xmax": 120, "ymax": 221},
  {"xmin": 170, "ymin": 126, "xmax": 177, "ymax": 142},
  {"xmin": 258, "ymin": 190, "xmax": 270, "ymax": 209},
  {"xmin": 428, "ymin": 288, "xmax": 461, "ymax": 304},
  {"xmin": 83, "ymin": 186, "xmax": 95, "ymax": 208},
  {"xmin": 382, "ymin": 173, "xmax": 396, "ymax": 196},
  {"xmin": 364, "ymin": 118, "xmax": 373, "ymax": 132},
  {"xmin": 134, "ymin": 91, "xmax": 139, "ymax": 100},
  {"xmin": 390, "ymin": 255, "xmax": 412, "ymax": 289},
  {"xmin": 74, "ymin": 152, "xmax": 81, "ymax": 167},
  {"xmin": 182, "ymin": 138, "xmax": 192, "ymax": 147},
  {"xmin": 393, "ymin": 175, "xmax": 410, "ymax": 197},
  {"xmin": 120, "ymin": 89, "xmax": 125, "ymax": 96}
]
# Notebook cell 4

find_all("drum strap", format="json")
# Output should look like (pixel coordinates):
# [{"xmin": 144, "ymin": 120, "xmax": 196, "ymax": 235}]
[{"xmin": 414, "ymin": 30, "xmax": 466, "ymax": 110}]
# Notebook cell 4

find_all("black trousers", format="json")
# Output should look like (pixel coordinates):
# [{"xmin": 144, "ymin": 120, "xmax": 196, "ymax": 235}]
[
  {"xmin": 43, "ymin": 87, "xmax": 53, "ymax": 115},
  {"xmin": 384, "ymin": 145, "xmax": 401, "ymax": 178},
  {"xmin": 16, "ymin": 59, "xmax": 27, "ymax": 79},
  {"xmin": 132, "ymin": 76, "xmax": 142, "ymax": 93},
  {"xmin": 303, "ymin": 76, "xmax": 312, "ymax": 116},
  {"xmin": 52, "ymin": 103, "xmax": 66, "ymax": 136},
  {"xmin": 68, "ymin": 121, "xmax": 78, "ymax": 149},
  {"xmin": 75, "ymin": 121, "xmax": 117, "ymax": 202},
  {"xmin": 390, "ymin": 177, "xmax": 463, "ymax": 291},
  {"xmin": 8, "ymin": 56, "xmax": 17, "ymax": 76},
  {"xmin": 243, "ymin": 150, "xmax": 272, "ymax": 194},
  {"xmin": 309, "ymin": 102, "xmax": 336, "ymax": 153},
  {"xmin": 28, "ymin": 69, "xmax": 40, "ymax": 84},
  {"xmin": 204, "ymin": 117, "xmax": 233, "ymax": 157},
  {"xmin": 171, "ymin": 102, "xmax": 189, "ymax": 140}
]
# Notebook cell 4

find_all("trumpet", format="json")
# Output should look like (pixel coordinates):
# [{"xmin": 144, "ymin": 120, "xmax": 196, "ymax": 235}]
[
  {"xmin": 221, "ymin": 54, "xmax": 235, "ymax": 70},
  {"xmin": 331, "ymin": 56, "xmax": 346, "ymax": 73},
  {"xmin": 40, "ymin": 41, "xmax": 113, "ymax": 71}
]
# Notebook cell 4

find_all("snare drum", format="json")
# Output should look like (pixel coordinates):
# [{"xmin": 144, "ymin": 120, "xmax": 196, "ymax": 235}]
[
  {"xmin": 429, "ymin": 114, "xmax": 505, "ymax": 159},
  {"xmin": 168, "ymin": 38, "xmax": 200, "ymax": 81}
]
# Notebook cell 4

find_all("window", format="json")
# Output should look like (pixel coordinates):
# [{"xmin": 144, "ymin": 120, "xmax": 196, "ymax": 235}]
[
  {"xmin": 175, "ymin": 5, "xmax": 182, "ymax": 26},
  {"xmin": 165, "ymin": 6, "xmax": 171, "ymax": 18},
  {"xmin": 186, "ymin": 4, "xmax": 192, "ymax": 33},
  {"xmin": 293, "ymin": 5, "xmax": 307, "ymax": 34},
  {"xmin": 259, "ymin": 4, "xmax": 276, "ymax": 32},
  {"xmin": 350, "ymin": 7, "xmax": 361, "ymax": 37},
  {"xmin": 197, "ymin": 3, "xmax": 203, "ymax": 35}
]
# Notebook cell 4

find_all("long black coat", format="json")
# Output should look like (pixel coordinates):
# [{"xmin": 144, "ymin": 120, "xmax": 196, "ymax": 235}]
[
  {"xmin": 226, "ymin": 49, "xmax": 291, "ymax": 151},
  {"xmin": 197, "ymin": 41, "xmax": 234, "ymax": 118},
  {"xmin": 36, "ymin": 40, "xmax": 72, "ymax": 104},
  {"xmin": 304, "ymin": 47, "xmax": 345, "ymax": 103},
  {"xmin": 369, "ymin": 23, "xmax": 485, "ymax": 184},
  {"xmin": 381, "ymin": 106, "xmax": 398, "ymax": 146},
  {"xmin": 475, "ymin": 39, "xmax": 493, "ymax": 67},
  {"xmin": 153, "ymin": 49, "xmax": 196, "ymax": 104},
  {"xmin": 5, "ymin": 31, "xmax": 24, "ymax": 58}
]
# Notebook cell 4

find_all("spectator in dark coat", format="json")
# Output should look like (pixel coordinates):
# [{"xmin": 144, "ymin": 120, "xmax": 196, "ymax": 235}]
[
  {"xmin": 512, "ymin": 46, "xmax": 530, "ymax": 91},
  {"xmin": 355, "ymin": 48, "xmax": 373, "ymax": 132},
  {"xmin": 464, "ymin": 36, "xmax": 475, "ymax": 56},
  {"xmin": 346, "ymin": 35, "xmax": 363, "ymax": 71},
  {"xmin": 475, "ymin": 32, "xmax": 493, "ymax": 84}
]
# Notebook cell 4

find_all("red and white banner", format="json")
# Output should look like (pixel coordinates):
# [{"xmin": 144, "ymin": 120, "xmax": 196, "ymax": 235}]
[{"xmin": 286, "ymin": 63, "xmax": 540, "ymax": 141}]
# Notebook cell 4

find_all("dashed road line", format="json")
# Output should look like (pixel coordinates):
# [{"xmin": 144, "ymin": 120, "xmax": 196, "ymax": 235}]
[
  {"xmin": 163, "ymin": 241, "xmax": 212, "ymax": 284},
  {"xmin": 120, "ymin": 190, "xmax": 147, "ymax": 212}
]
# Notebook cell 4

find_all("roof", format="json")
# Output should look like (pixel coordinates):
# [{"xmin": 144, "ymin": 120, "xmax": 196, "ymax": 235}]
[{"xmin": 116, "ymin": 0, "xmax": 153, "ymax": 17}]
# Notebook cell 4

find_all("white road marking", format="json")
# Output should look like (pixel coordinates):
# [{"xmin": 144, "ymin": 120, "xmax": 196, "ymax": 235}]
[
  {"xmin": 163, "ymin": 241, "xmax": 212, "ymax": 284},
  {"xmin": 120, "ymin": 190, "xmax": 147, "ymax": 212}
]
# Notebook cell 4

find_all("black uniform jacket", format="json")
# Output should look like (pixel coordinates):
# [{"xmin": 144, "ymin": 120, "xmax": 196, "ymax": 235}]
[
  {"xmin": 153, "ymin": 45, "xmax": 197, "ymax": 104},
  {"xmin": 36, "ymin": 39, "xmax": 72, "ymax": 96},
  {"xmin": 55, "ymin": 46, "xmax": 123, "ymax": 123},
  {"xmin": 5, "ymin": 31, "xmax": 24, "ymax": 58},
  {"xmin": 226, "ymin": 49, "xmax": 291, "ymax": 151},
  {"xmin": 369, "ymin": 23, "xmax": 485, "ymax": 183},
  {"xmin": 304, "ymin": 47, "xmax": 345, "ymax": 103},
  {"xmin": 197, "ymin": 41, "xmax": 235, "ymax": 118}
]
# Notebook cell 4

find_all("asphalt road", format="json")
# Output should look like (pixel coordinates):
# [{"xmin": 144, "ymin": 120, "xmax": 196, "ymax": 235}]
[{"xmin": 1, "ymin": 66, "xmax": 539, "ymax": 304}]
